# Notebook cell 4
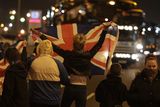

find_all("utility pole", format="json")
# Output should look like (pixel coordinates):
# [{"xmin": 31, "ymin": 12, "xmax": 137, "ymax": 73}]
[{"xmin": 16, "ymin": 0, "xmax": 21, "ymax": 34}]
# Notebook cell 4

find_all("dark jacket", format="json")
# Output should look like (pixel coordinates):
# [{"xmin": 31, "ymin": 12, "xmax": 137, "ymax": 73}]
[
  {"xmin": 95, "ymin": 75, "xmax": 127, "ymax": 107},
  {"xmin": 52, "ymin": 30, "xmax": 107, "ymax": 76},
  {"xmin": 127, "ymin": 70, "xmax": 160, "ymax": 107},
  {"xmin": 1, "ymin": 62, "xmax": 28, "ymax": 107}
]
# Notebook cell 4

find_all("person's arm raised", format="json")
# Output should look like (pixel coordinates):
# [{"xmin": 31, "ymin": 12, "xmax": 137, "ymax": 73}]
[{"xmin": 89, "ymin": 22, "xmax": 112, "ymax": 58}]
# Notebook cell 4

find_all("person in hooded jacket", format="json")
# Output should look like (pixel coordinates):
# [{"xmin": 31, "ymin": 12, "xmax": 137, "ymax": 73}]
[
  {"xmin": 1, "ymin": 47, "xmax": 28, "ymax": 107},
  {"xmin": 95, "ymin": 63, "xmax": 127, "ymax": 107},
  {"xmin": 28, "ymin": 40, "xmax": 69, "ymax": 107}
]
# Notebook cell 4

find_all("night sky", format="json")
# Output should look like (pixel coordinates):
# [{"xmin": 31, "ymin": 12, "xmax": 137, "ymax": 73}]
[
  {"xmin": 0, "ymin": 0, "xmax": 53, "ymax": 22},
  {"xmin": 138, "ymin": 0, "xmax": 160, "ymax": 24},
  {"xmin": 0, "ymin": 0, "xmax": 160, "ymax": 24}
]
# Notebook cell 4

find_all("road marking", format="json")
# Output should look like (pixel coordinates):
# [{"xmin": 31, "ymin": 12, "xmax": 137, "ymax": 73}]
[{"xmin": 87, "ymin": 93, "xmax": 95, "ymax": 100}]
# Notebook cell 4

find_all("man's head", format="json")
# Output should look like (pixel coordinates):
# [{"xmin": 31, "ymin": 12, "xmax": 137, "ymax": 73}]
[
  {"xmin": 36, "ymin": 40, "xmax": 53, "ymax": 55},
  {"xmin": 4, "ymin": 47, "xmax": 21, "ymax": 65},
  {"xmin": 145, "ymin": 54, "xmax": 158, "ymax": 75},
  {"xmin": 73, "ymin": 33, "xmax": 86, "ymax": 51},
  {"xmin": 108, "ymin": 63, "xmax": 122, "ymax": 76}
]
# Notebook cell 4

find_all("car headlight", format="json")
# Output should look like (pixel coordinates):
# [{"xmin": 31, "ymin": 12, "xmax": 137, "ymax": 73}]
[
  {"xmin": 131, "ymin": 54, "xmax": 139, "ymax": 61},
  {"xmin": 136, "ymin": 43, "xmax": 143, "ymax": 50}
]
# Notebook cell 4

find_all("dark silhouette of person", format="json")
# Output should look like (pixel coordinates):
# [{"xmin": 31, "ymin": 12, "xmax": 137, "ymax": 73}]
[
  {"xmin": 127, "ymin": 54, "xmax": 160, "ymax": 107},
  {"xmin": 1, "ymin": 47, "xmax": 28, "ymax": 107},
  {"xmin": 95, "ymin": 63, "xmax": 127, "ymax": 107}
]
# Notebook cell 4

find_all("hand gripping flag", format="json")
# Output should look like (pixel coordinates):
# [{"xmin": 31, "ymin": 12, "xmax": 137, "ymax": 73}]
[{"xmin": 31, "ymin": 22, "xmax": 119, "ymax": 75}]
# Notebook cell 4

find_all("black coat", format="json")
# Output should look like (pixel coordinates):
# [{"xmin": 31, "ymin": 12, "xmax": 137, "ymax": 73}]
[
  {"xmin": 95, "ymin": 75, "xmax": 127, "ymax": 107},
  {"xmin": 1, "ymin": 62, "xmax": 28, "ymax": 107},
  {"xmin": 127, "ymin": 70, "xmax": 160, "ymax": 107}
]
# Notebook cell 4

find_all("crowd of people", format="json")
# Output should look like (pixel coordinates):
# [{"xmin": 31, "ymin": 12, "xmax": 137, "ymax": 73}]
[{"xmin": 0, "ymin": 21, "xmax": 160, "ymax": 107}]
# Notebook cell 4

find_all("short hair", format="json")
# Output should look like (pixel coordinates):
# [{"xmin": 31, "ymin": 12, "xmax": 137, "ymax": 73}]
[
  {"xmin": 109, "ymin": 63, "xmax": 122, "ymax": 76},
  {"xmin": 4, "ymin": 47, "xmax": 21, "ymax": 64},
  {"xmin": 145, "ymin": 54, "xmax": 158, "ymax": 64}
]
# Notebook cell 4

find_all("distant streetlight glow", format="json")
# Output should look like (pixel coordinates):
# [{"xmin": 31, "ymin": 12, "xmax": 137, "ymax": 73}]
[
  {"xmin": 3, "ymin": 27, "xmax": 9, "ymax": 32},
  {"xmin": 26, "ymin": 12, "xmax": 31, "ymax": 17},
  {"xmin": 55, "ymin": 8, "xmax": 59, "ymax": 12},
  {"xmin": 42, "ymin": 16, "xmax": 47, "ymax": 20},
  {"xmin": 0, "ymin": 23, "xmax": 4, "ymax": 28},
  {"xmin": 147, "ymin": 27, "xmax": 151, "ymax": 31},
  {"xmin": 105, "ymin": 18, "xmax": 109, "ymax": 22},
  {"xmin": 12, "ymin": 10, "xmax": 16, "ymax": 15},
  {"xmin": 10, "ymin": 15, "xmax": 15, "ymax": 20},
  {"xmin": 108, "ymin": 0, "xmax": 116, "ymax": 5},
  {"xmin": 9, "ymin": 23, "xmax": 13, "ymax": 27},
  {"xmin": 9, "ymin": 10, "xmax": 16, "ymax": 15},
  {"xmin": 51, "ymin": 6, "xmax": 56, "ymax": 11},
  {"xmin": 20, "ymin": 29, "xmax": 25, "ymax": 34},
  {"xmin": 20, "ymin": 17, "xmax": 25, "ymax": 22},
  {"xmin": 61, "ymin": 10, "xmax": 65, "ymax": 13}
]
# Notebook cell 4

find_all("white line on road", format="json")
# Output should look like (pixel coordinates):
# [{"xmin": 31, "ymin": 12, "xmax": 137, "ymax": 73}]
[{"xmin": 87, "ymin": 93, "xmax": 95, "ymax": 100}]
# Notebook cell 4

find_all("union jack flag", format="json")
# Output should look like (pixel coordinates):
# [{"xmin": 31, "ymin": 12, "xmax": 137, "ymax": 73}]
[{"xmin": 31, "ymin": 22, "xmax": 119, "ymax": 75}]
